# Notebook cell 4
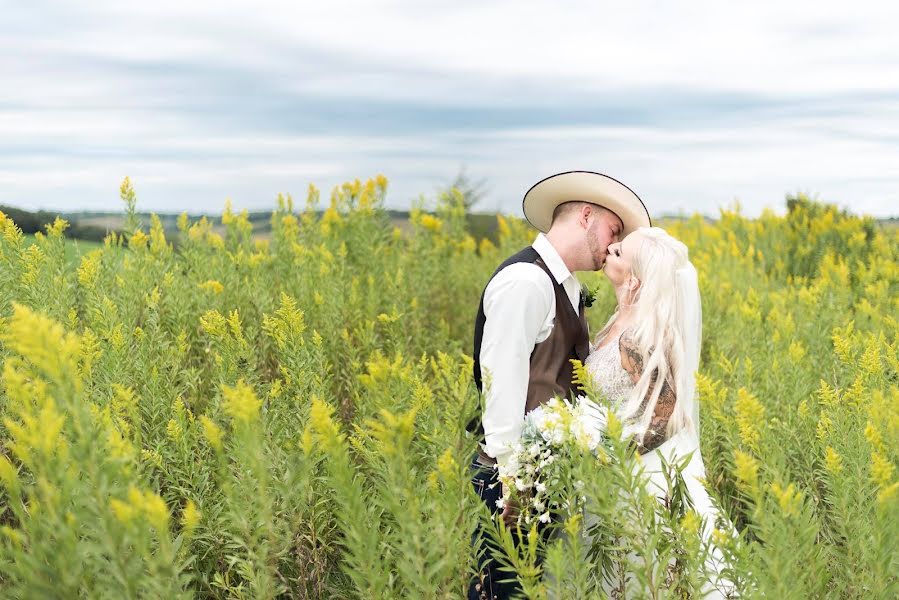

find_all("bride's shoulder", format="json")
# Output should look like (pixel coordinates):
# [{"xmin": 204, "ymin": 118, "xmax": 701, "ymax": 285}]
[{"xmin": 616, "ymin": 326, "xmax": 637, "ymax": 350}]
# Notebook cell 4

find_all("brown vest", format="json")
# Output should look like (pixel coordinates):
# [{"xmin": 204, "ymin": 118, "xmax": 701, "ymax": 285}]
[
  {"xmin": 524, "ymin": 257, "xmax": 591, "ymax": 412},
  {"xmin": 471, "ymin": 246, "xmax": 591, "ymax": 434}
]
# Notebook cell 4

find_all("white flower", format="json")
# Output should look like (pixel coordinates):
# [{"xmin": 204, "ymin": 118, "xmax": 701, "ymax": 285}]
[
  {"xmin": 515, "ymin": 478, "xmax": 528, "ymax": 491},
  {"xmin": 535, "ymin": 481, "xmax": 547, "ymax": 494},
  {"xmin": 539, "ymin": 512, "xmax": 551, "ymax": 524},
  {"xmin": 495, "ymin": 498, "xmax": 505, "ymax": 510},
  {"xmin": 497, "ymin": 453, "xmax": 521, "ymax": 479},
  {"xmin": 526, "ymin": 406, "xmax": 547, "ymax": 429}
]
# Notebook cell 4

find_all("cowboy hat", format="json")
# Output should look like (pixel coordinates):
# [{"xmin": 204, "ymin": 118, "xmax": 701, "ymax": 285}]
[{"xmin": 522, "ymin": 170, "xmax": 651, "ymax": 235}]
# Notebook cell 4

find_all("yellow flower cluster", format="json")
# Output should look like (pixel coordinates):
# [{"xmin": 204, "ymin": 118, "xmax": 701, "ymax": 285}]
[
  {"xmin": 359, "ymin": 352, "xmax": 413, "ymax": 389},
  {"xmin": 181, "ymin": 499, "xmax": 202, "ymax": 533},
  {"xmin": 45, "ymin": 216, "xmax": 70, "ymax": 238},
  {"xmin": 367, "ymin": 408, "xmax": 417, "ymax": 457},
  {"xmin": 1, "ymin": 303, "xmax": 82, "ymax": 390},
  {"xmin": 110, "ymin": 486, "xmax": 170, "ymax": 531},
  {"xmin": 0, "ymin": 454, "xmax": 19, "ymax": 491},
  {"xmin": 733, "ymin": 449, "xmax": 759, "ymax": 492},
  {"xmin": 77, "ymin": 249, "xmax": 103, "ymax": 288},
  {"xmin": 198, "ymin": 279, "xmax": 224, "ymax": 294},
  {"xmin": 199, "ymin": 309, "xmax": 246, "ymax": 347},
  {"xmin": 0, "ymin": 210, "xmax": 24, "ymax": 245},
  {"xmin": 199, "ymin": 310, "xmax": 227, "ymax": 337},
  {"xmin": 221, "ymin": 379, "xmax": 262, "ymax": 424},
  {"xmin": 200, "ymin": 415, "xmax": 223, "ymax": 451},
  {"xmin": 870, "ymin": 452, "xmax": 893, "ymax": 487},
  {"xmin": 419, "ymin": 214, "xmax": 443, "ymax": 233},
  {"xmin": 149, "ymin": 214, "xmax": 170, "ymax": 255},
  {"xmin": 221, "ymin": 199, "xmax": 253, "ymax": 237},
  {"xmin": 306, "ymin": 396, "xmax": 344, "ymax": 453},
  {"xmin": 769, "ymin": 482, "xmax": 803, "ymax": 517},
  {"xmin": 831, "ymin": 322, "xmax": 855, "ymax": 364},
  {"xmin": 187, "ymin": 216, "xmax": 225, "ymax": 249},
  {"xmin": 1, "ymin": 390, "xmax": 67, "ymax": 467},
  {"xmin": 859, "ymin": 336, "xmax": 883, "ymax": 378},
  {"xmin": 320, "ymin": 206, "xmax": 342, "ymax": 237},
  {"xmin": 824, "ymin": 446, "xmax": 843, "ymax": 475},
  {"xmin": 141, "ymin": 448, "xmax": 164, "ymax": 470},
  {"xmin": 19, "ymin": 244, "xmax": 44, "ymax": 287},
  {"xmin": 129, "ymin": 229, "xmax": 149, "ymax": 250},
  {"xmin": 734, "ymin": 388, "xmax": 764, "ymax": 451},
  {"xmin": 679, "ymin": 509, "xmax": 701, "ymax": 538},
  {"xmin": 262, "ymin": 293, "xmax": 306, "ymax": 350},
  {"xmin": 787, "ymin": 340, "xmax": 807, "ymax": 363}
]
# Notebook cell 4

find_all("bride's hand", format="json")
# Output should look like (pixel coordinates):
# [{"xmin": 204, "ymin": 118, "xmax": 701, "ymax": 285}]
[
  {"xmin": 500, "ymin": 497, "xmax": 520, "ymax": 527},
  {"xmin": 500, "ymin": 485, "xmax": 524, "ymax": 526}
]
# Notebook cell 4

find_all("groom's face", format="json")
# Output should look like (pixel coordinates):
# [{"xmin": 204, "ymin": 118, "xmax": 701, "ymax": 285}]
[{"xmin": 585, "ymin": 207, "xmax": 624, "ymax": 270}]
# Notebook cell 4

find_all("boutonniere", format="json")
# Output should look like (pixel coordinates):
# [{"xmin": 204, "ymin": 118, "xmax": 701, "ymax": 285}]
[{"xmin": 580, "ymin": 284, "xmax": 598, "ymax": 308}]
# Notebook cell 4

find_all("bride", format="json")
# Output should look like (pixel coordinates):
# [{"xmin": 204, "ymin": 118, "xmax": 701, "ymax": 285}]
[{"xmin": 581, "ymin": 226, "xmax": 733, "ymax": 598}]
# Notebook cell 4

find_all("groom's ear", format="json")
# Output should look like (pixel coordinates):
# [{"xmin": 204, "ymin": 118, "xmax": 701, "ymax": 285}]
[
  {"xmin": 628, "ymin": 276, "xmax": 641, "ymax": 292},
  {"xmin": 578, "ymin": 203, "xmax": 593, "ymax": 229}
]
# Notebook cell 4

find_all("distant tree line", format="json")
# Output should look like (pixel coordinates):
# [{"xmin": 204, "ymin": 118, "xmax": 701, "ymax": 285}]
[
  {"xmin": 0, "ymin": 205, "xmax": 112, "ymax": 242},
  {"xmin": 4, "ymin": 193, "xmax": 893, "ymax": 246}
]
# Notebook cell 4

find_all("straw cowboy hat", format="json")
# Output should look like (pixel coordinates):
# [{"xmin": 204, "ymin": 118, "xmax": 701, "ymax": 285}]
[{"xmin": 522, "ymin": 170, "xmax": 651, "ymax": 235}]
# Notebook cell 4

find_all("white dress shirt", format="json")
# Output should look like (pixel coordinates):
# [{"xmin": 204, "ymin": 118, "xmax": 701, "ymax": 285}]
[{"xmin": 479, "ymin": 233, "xmax": 581, "ymax": 468}]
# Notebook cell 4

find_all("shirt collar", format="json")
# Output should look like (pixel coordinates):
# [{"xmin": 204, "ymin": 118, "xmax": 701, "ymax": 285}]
[{"xmin": 532, "ymin": 233, "xmax": 574, "ymax": 285}]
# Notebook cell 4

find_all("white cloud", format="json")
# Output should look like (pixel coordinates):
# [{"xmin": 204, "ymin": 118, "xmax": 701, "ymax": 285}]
[{"xmin": 1, "ymin": 1, "xmax": 897, "ymax": 217}]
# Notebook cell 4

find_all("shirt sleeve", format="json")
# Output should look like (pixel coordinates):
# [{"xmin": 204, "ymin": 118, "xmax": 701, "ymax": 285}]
[{"xmin": 479, "ymin": 263, "xmax": 553, "ymax": 468}]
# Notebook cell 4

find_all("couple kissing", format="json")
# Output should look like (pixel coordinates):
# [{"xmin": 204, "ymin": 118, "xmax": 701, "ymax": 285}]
[{"xmin": 469, "ymin": 171, "xmax": 733, "ymax": 599}]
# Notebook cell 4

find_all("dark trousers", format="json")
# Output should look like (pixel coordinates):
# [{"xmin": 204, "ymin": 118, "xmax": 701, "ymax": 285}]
[{"xmin": 468, "ymin": 453, "xmax": 522, "ymax": 600}]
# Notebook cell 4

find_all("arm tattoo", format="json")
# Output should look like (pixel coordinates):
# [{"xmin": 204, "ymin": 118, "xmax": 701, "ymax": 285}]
[
  {"xmin": 618, "ymin": 335, "xmax": 644, "ymax": 381},
  {"xmin": 619, "ymin": 334, "xmax": 677, "ymax": 454},
  {"xmin": 640, "ymin": 381, "xmax": 676, "ymax": 452}
]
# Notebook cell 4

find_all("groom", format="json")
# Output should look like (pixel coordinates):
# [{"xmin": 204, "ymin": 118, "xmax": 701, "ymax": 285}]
[{"xmin": 468, "ymin": 171, "xmax": 651, "ymax": 600}]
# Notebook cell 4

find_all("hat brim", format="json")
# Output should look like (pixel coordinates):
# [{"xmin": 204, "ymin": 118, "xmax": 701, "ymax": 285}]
[{"xmin": 522, "ymin": 171, "xmax": 651, "ymax": 236}]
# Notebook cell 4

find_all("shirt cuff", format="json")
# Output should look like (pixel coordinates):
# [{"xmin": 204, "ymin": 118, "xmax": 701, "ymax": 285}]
[{"xmin": 481, "ymin": 441, "xmax": 513, "ymax": 470}]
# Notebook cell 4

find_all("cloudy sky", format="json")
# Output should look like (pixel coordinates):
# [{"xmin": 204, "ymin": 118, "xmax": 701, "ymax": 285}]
[{"xmin": 3, "ymin": 0, "xmax": 898, "ymax": 217}]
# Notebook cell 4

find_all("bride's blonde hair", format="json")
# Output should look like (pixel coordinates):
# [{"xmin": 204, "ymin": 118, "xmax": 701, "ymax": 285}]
[{"xmin": 597, "ymin": 226, "xmax": 698, "ymax": 440}]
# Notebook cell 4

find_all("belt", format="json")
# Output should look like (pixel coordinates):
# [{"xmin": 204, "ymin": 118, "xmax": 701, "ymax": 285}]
[{"xmin": 476, "ymin": 448, "xmax": 497, "ymax": 467}]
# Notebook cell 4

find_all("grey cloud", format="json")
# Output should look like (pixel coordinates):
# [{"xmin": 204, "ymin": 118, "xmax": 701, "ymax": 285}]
[{"xmin": 1, "ymin": 2, "xmax": 898, "ymax": 216}]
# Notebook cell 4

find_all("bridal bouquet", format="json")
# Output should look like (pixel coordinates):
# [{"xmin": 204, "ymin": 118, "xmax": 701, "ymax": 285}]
[{"xmin": 496, "ymin": 396, "xmax": 609, "ymax": 526}]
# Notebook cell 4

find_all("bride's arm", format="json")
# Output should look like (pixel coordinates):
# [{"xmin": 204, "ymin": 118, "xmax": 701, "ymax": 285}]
[{"xmin": 618, "ymin": 335, "xmax": 676, "ymax": 454}]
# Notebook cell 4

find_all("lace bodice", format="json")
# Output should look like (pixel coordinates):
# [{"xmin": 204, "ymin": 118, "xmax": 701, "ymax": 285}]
[{"xmin": 585, "ymin": 330, "xmax": 635, "ymax": 407}]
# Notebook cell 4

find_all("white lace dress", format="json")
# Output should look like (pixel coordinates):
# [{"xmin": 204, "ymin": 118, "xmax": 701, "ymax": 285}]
[
  {"xmin": 580, "ymin": 332, "xmax": 733, "ymax": 599},
  {"xmin": 584, "ymin": 330, "xmax": 634, "ymax": 408}
]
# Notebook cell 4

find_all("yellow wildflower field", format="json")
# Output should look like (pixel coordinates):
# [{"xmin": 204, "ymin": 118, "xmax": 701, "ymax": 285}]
[{"xmin": 0, "ymin": 178, "xmax": 896, "ymax": 598}]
